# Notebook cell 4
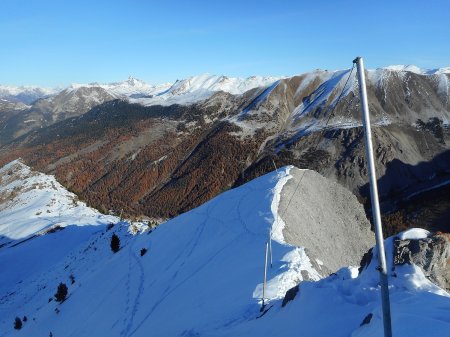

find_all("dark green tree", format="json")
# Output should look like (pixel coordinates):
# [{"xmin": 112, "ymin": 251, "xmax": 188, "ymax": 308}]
[
  {"xmin": 54, "ymin": 282, "xmax": 68, "ymax": 302},
  {"xmin": 111, "ymin": 233, "xmax": 120, "ymax": 253},
  {"xmin": 14, "ymin": 317, "xmax": 22, "ymax": 330}
]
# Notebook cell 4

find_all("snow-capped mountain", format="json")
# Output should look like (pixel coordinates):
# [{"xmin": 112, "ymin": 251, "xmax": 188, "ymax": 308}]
[
  {"xmin": 69, "ymin": 76, "xmax": 173, "ymax": 100},
  {"xmin": 129, "ymin": 73, "xmax": 282, "ymax": 106},
  {"xmin": 2, "ymin": 65, "xmax": 448, "ymax": 107},
  {"xmin": 0, "ymin": 85, "xmax": 59, "ymax": 105},
  {"xmin": 32, "ymin": 86, "xmax": 116, "ymax": 121},
  {"xmin": 0, "ymin": 161, "xmax": 448, "ymax": 336},
  {"xmin": 383, "ymin": 65, "xmax": 450, "ymax": 75},
  {"xmin": 0, "ymin": 74, "xmax": 281, "ymax": 110},
  {"xmin": 66, "ymin": 74, "xmax": 282, "ymax": 106}
]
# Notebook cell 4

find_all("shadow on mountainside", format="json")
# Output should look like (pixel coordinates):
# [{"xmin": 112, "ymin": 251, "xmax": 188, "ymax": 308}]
[
  {"xmin": 0, "ymin": 223, "xmax": 110, "ymax": 290},
  {"xmin": 360, "ymin": 149, "xmax": 450, "ymax": 232}
]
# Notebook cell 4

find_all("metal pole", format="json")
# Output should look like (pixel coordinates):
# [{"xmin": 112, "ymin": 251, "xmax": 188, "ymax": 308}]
[
  {"xmin": 262, "ymin": 241, "xmax": 269, "ymax": 310},
  {"xmin": 272, "ymin": 159, "xmax": 278, "ymax": 173},
  {"xmin": 269, "ymin": 230, "xmax": 273, "ymax": 268},
  {"xmin": 353, "ymin": 56, "xmax": 393, "ymax": 337}
]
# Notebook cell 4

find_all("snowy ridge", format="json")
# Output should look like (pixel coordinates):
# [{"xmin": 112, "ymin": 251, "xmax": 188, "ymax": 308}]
[
  {"xmin": 382, "ymin": 65, "xmax": 450, "ymax": 75},
  {"xmin": 0, "ymin": 161, "xmax": 449, "ymax": 336},
  {"xmin": 2, "ymin": 65, "xmax": 448, "ymax": 108},
  {"xmin": 270, "ymin": 166, "xmax": 293, "ymax": 243},
  {"xmin": 129, "ymin": 73, "xmax": 281, "ymax": 106},
  {"xmin": 0, "ymin": 164, "xmax": 319, "ymax": 336},
  {"xmin": 0, "ymin": 159, "xmax": 118, "ymax": 243},
  {"xmin": 69, "ymin": 76, "xmax": 172, "ymax": 99}
]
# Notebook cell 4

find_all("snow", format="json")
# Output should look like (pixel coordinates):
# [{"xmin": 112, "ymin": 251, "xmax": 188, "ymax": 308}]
[
  {"xmin": 0, "ymin": 159, "xmax": 118, "ymax": 243},
  {"xmin": 65, "ymin": 74, "xmax": 281, "ymax": 107},
  {"xmin": 383, "ymin": 65, "xmax": 450, "ymax": 75},
  {"xmin": 270, "ymin": 166, "xmax": 293, "ymax": 243},
  {"xmin": 398, "ymin": 228, "xmax": 430, "ymax": 240},
  {"xmin": 0, "ymin": 85, "xmax": 59, "ymax": 104},
  {"xmin": 69, "ymin": 76, "xmax": 172, "ymax": 99},
  {"xmin": 0, "ymin": 162, "xmax": 320, "ymax": 336},
  {"xmin": 0, "ymin": 160, "xmax": 449, "ymax": 336},
  {"xmin": 283, "ymin": 68, "xmax": 357, "ymax": 136},
  {"xmin": 2, "ymin": 65, "xmax": 448, "ymax": 109},
  {"xmin": 0, "ymin": 74, "xmax": 281, "ymax": 107},
  {"xmin": 131, "ymin": 74, "xmax": 281, "ymax": 107},
  {"xmin": 0, "ymin": 85, "xmax": 57, "ymax": 97}
]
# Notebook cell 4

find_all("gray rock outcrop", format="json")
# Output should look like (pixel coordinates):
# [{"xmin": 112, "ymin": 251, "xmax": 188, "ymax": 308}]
[
  {"xmin": 394, "ymin": 232, "xmax": 450, "ymax": 291},
  {"xmin": 280, "ymin": 167, "xmax": 375, "ymax": 276}
]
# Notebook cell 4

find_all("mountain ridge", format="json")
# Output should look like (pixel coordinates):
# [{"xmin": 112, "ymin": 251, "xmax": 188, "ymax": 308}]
[
  {"xmin": 0, "ymin": 64, "xmax": 449, "ymax": 229},
  {"xmin": 2, "ymin": 65, "xmax": 449, "ymax": 106}
]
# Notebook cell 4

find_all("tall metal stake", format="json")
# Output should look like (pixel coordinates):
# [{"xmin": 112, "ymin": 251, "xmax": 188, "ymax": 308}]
[
  {"xmin": 354, "ymin": 57, "xmax": 393, "ymax": 337},
  {"xmin": 269, "ymin": 231, "xmax": 273, "ymax": 268},
  {"xmin": 262, "ymin": 241, "xmax": 269, "ymax": 310}
]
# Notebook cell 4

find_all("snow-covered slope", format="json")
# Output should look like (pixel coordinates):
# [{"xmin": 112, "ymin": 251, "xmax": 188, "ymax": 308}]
[
  {"xmin": 240, "ymin": 228, "xmax": 450, "ymax": 337},
  {"xmin": 1, "ymin": 161, "xmax": 449, "ymax": 337},
  {"xmin": 0, "ymin": 159, "xmax": 118, "ymax": 245},
  {"xmin": 0, "ymin": 165, "xmax": 318, "ymax": 336}
]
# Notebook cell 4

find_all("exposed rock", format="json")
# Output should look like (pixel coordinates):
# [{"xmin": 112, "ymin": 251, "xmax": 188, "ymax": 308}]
[
  {"xmin": 281, "ymin": 285, "xmax": 299, "ymax": 307},
  {"xmin": 358, "ymin": 247, "xmax": 373, "ymax": 274},
  {"xmin": 393, "ymin": 232, "xmax": 450, "ymax": 291},
  {"xmin": 360, "ymin": 313, "xmax": 373, "ymax": 326},
  {"xmin": 281, "ymin": 168, "xmax": 375, "ymax": 276}
]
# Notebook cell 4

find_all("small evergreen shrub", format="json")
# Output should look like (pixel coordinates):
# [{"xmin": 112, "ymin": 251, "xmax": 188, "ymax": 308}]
[
  {"xmin": 14, "ymin": 317, "xmax": 22, "ymax": 330},
  {"xmin": 111, "ymin": 233, "xmax": 120, "ymax": 253},
  {"xmin": 54, "ymin": 282, "xmax": 68, "ymax": 303}
]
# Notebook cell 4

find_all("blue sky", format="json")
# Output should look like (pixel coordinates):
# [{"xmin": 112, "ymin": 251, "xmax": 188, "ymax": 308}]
[{"xmin": 1, "ymin": 0, "xmax": 449, "ymax": 86}]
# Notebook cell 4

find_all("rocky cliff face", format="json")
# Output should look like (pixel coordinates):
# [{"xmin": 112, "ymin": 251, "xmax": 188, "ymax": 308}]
[
  {"xmin": 394, "ymin": 232, "xmax": 450, "ymax": 291},
  {"xmin": 280, "ymin": 168, "xmax": 374, "ymax": 276}
]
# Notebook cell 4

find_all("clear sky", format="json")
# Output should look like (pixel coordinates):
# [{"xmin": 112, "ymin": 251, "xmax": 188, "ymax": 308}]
[{"xmin": 1, "ymin": 0, "xmax": 449, "ymax": 87}]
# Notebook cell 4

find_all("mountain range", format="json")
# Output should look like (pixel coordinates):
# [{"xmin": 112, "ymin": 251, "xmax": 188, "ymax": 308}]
[{"xmin": 0, "ymin": 65, "xmax": 449, "ymax": 230}]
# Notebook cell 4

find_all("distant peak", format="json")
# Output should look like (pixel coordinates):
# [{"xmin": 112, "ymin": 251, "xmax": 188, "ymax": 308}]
[
  {"xmin": 380, "ymin": 65, "xmax": 450, "ymax": 75},
  {"xmin": 126, "ymin": 76, "xmax": 145, "ymax": 86}
]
